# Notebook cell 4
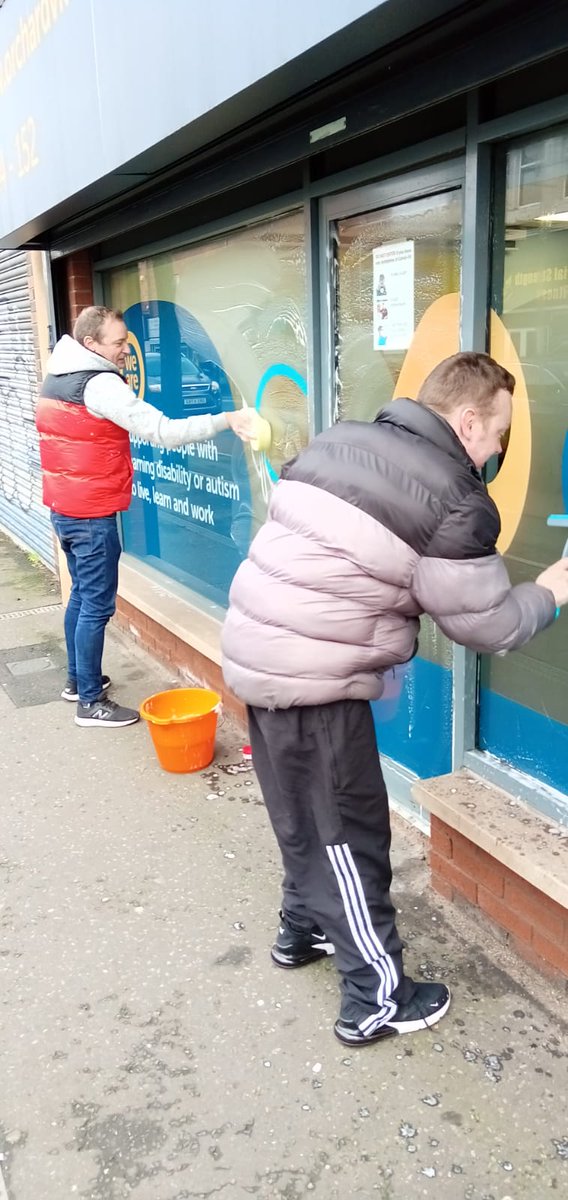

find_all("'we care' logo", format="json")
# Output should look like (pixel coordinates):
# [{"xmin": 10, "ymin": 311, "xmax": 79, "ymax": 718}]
[{"xmin": 124, "ymin": 332, "xmax": 145, "ymax": 400}]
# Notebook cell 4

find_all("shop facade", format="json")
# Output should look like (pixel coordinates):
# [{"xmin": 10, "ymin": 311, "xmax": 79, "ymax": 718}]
[
  {"xmin": 1, "ymin": 0, "xmax": 567, "ymax": 974},
  {"xmin": 95, "ymin": 110, "xmax": 568, "ymax": 827}
]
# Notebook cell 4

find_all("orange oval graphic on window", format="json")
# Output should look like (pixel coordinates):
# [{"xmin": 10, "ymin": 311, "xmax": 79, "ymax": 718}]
[
  {"xmin": 393, "ymin": 293, "xmax": 531, "ymax": 554},
  {"xmin": 487, "ymin": 312, "xmax": 532, "ymax": 554}
]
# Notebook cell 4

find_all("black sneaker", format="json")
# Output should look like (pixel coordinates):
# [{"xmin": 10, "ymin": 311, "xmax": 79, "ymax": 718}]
[
  {"xmin": 62, "ymin": 675, "xmax": 111, "ymax": 702},
  {"xmin": 271, "ymin": 911, "xmax": 335, "ymax": 968},
  {"xmin": 75, "ymin": 697, "xmax": 139, "ymax": 728},
  {"xmin": 334, "ymin": 982, "xmax": 451, "ymax": 1046}
]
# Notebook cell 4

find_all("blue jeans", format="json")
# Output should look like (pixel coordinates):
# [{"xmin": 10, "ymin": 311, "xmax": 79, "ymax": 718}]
[{"xmin": 51, "ymin": 513, "xmax": 121, "ymax": 703}]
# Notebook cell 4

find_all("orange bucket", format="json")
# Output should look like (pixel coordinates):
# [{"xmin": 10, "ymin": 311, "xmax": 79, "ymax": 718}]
[{"xmin": 140, "ymin": 687, "xmax": 221, "ymax": 773}]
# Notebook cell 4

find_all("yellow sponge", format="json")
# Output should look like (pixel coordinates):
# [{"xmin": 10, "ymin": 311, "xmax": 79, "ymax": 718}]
[{"xmin": 250, "ymin": 411, "xmax": 272, "ymax": 453}]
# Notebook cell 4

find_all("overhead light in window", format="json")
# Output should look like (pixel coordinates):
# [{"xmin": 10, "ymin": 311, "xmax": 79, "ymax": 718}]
[{"xmin": 535, "ymin": 211, "xmax": 568, "ymax": 223}]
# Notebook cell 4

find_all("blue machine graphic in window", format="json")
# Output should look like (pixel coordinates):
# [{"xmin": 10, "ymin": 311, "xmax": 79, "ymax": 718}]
[{"xmin": 120, "ymin": 299, "xmax": 253, "ymax": 608}]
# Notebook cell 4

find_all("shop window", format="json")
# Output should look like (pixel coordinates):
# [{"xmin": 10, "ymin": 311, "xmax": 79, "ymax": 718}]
[
  {"xmin": 517, "ymin": 142, "xmax": 544, "ymax": 208},
  {"xmin": 104, "ymin": 210, "xmax": 308, "ymax": 609},
  {"xmin": 480, "ymin": 128, "xmax": 568, "ymax": 795}
]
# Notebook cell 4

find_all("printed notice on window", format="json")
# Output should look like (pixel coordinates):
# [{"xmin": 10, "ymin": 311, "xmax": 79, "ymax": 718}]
[{"xmin": 372, "ymin": 241, "xmax": 415, "ymax": 351}]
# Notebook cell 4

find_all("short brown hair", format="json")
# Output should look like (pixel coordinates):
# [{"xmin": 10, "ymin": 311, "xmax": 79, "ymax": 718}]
[
  {"xmin": 416, "ymin": 352, "xmax": 515, "ymax": 416},
  {"xmin": 73, "ymin": 305, "xmax": 124, "ymax": 345}
]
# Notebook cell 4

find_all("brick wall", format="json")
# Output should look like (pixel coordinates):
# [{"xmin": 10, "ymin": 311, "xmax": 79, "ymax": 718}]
[
  {"xmin": 430, "ymin": 815, "xmax": 568, "ymax": 980},
  {"xmin": 113, "ymin": 597, "xmax": 247, "ymax": 727},
  {"xmin": 65, "ymin": 250, "xmax": 94, "ymax": 326}
]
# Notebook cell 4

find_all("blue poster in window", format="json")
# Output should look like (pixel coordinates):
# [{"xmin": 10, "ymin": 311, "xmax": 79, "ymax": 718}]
[{"xmin": 121, "ymin": 300, "xmax": 253, "ymax": 607}]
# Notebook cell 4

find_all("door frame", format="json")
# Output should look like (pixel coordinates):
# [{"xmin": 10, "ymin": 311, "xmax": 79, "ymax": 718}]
[{"xmin": 318, "ymin": 159, "xmax": 468, "ymax": 822}]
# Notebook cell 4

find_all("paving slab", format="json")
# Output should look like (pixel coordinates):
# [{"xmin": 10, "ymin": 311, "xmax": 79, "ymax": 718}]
[{"xmin": 0, "ymin": 531, "xmax": 566, "ymax": 1200}]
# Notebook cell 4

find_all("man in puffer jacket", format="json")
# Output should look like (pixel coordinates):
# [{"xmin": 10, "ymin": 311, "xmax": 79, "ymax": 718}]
[
  {"xmin": 222, "ymin": 352, "xmax": 568, "ymax": 1047},
  {"xmin": 37, "ymin": 306, "xmax": 254, "ymax": 729}
]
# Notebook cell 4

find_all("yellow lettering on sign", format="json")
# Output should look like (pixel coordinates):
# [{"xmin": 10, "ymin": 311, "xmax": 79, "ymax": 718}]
[{"xmin": 0, "ymin": 0, "xmax": 71, "ymax": 97}]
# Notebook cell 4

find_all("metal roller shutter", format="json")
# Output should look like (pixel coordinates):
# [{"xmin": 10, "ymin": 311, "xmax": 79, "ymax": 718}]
[{"xmin": 0, "ymin": 249, "xmax": 55, "ymax": 569}]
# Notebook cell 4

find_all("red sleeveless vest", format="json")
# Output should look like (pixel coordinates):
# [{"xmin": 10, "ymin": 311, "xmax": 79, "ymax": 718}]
[{"xmin": 36, "ymin": 370, "xmax": 133, "ymax": 518}]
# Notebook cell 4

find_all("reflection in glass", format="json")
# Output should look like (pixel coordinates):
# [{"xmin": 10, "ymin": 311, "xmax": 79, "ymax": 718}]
[
  {"xmin": 480, "ymin": 129, "xmax": 568, "ymax": 797},
  {"xmin": 333, "ymin": 190, "xmax": 461, "ymax": 423}
]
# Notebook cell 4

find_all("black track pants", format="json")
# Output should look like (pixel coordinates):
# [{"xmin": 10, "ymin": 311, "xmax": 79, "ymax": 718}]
[{"xmin": 248, "ymin": 699, "xmax": 411, "ymax": 1032}]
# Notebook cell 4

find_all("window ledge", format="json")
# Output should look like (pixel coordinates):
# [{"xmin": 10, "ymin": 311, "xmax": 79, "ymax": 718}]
[
  {"xmin": 412, "ymin": 769, "xmax": 568, "ymax": 910},
  {"xmin": 118, "ymin": 556, "xmax": 223, "ymax": 666}
]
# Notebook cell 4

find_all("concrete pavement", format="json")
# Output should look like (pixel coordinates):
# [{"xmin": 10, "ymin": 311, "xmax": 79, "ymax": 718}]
[{"xmin": 0, "ymin": 530, "xmax": 567, "ymax": 1200}]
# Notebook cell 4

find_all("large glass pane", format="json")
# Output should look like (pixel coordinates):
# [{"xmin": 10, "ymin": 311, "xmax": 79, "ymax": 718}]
[
  {"xmin": 480, "ymin": 130, "xmax": 568, "ymax": 795},
  {"xmin": 105, "ymin": 210, "xmax": 308, "ymax": 609},
  {"xmin": 332, "ymin": 189, "xmax": 461, "ymax": 776}
]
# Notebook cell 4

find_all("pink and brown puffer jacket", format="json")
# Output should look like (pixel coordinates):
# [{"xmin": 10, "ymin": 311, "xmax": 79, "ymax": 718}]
[{"xmin": 222, "ymin": 398, "xmax": 556, "ymax": 709}]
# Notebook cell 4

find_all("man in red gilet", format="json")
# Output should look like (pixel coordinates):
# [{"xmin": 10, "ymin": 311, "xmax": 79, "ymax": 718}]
[{"xmin": 37, "ymin": 306, "xmax": 253, "ymax": 728}]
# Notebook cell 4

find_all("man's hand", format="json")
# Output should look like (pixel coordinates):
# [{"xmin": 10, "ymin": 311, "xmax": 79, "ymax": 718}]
[
  {"xmin": 536, "ymin": 558, "xmax": 568, "ymax": 607},
  {"xmin": 225, "ymin": 408, "xmax": 257, "ymax": 442}
]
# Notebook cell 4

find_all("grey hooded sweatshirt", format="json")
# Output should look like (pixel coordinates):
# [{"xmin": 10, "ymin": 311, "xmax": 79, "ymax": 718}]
[
  {"xmin": 222, "ymin": 399, "xmax": 556, "ymax": 709},
  {"xmin": 45, "ymin": 335, "xmax": 229, "ymax": 448}
]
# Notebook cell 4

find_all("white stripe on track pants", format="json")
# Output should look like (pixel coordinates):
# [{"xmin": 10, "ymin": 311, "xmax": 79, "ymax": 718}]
[{"xmin": 248, "ymin": 698, "xmax": 413, "ymax": 1028}]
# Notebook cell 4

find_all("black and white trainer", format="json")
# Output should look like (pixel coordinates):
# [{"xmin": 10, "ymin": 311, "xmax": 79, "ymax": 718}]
[
  {"xmin": 334, "ymin": 981, "xmax": 451, "ymax": 1046},
  {"xmin": 75, "ymin": 696, "xmax": 139, "ymax": 728},
  {"xmin": 271, "ymin": 911, "xmax": 335, "ymax": 968},
  {"xmin": 62, "ymin": 675, "xmax": 111, "ymax": 702}
]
